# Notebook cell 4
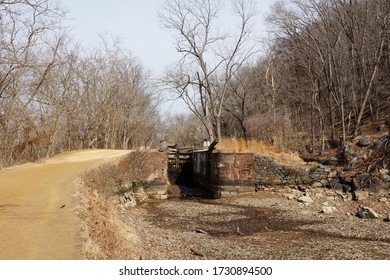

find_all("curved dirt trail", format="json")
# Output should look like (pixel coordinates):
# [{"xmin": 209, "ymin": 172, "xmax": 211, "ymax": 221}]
[{"xmin": 0, "ymin": 150, "xmax": 130, "ymax": 260}]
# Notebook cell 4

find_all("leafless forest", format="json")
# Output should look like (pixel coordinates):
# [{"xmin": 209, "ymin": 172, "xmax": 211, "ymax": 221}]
[{"xmin": 1, "ymin": 0, "xmax": 389, "ymax": 168}]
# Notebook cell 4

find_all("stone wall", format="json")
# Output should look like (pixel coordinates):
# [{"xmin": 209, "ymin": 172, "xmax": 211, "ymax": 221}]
[
  {"xmin": 142, "ymin": 151, "xmax": 168, "ymax": 182},
  {"xmin": 254, "ymin": 157, "xmax": 335, "ymax": 187},
  {"xmin": 192, "ymin": 151, "xmax": 337, "ymax": 198},
  {"xmin": 112, "ymin": 151, "xmax": 169, "ymax": 208}
]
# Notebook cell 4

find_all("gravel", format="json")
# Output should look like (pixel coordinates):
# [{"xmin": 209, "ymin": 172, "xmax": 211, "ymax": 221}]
[{"xmin": 120, "ymin": 187, "xmax": 390, "ymax": 260}]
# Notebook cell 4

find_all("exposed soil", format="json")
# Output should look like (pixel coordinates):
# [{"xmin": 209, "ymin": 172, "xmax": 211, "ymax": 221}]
[
  {"xmin": 123, "ymin": 185, "xmax": 390, "ymax": 260},
  {"xmin": 0, "ymin": 150, "xmax": 130, "ymax": 260},
  {"xmin": 3, "ymin": 149, "xmax": 390, "ymax": 260}
]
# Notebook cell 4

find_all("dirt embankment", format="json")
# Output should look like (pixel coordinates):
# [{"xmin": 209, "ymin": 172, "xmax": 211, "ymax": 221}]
[{"xmin": 0, "ymin": 150, "xmax": 130, "ymax": 260}]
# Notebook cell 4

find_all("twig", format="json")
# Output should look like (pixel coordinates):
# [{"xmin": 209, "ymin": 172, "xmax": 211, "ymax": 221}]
[
  {"xmin": 236, "ymin": 227, "xmax": 245, "ymax": 236},
  {"xmin": 190, "ymin": 248, "xmax": 205, "ymax": 257},
  {"xmin": 194, "ymin": 228, "xmax": 208, "ymax": 234}
]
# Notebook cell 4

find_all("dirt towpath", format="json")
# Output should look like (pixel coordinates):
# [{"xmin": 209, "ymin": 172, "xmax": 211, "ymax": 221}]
[{"xmin": 0, "ymin": 150, "xmax": 130, "ymax": 260}]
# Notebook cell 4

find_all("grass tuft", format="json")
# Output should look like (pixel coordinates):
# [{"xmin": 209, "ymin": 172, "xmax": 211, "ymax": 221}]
[{"xmin": 216, "ymin": 138, "xmax": 310, "ymax": 167}]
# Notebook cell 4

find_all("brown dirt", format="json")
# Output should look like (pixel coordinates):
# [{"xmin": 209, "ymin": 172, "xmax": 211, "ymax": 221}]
[
  {"xmin": 123, "ymin": 186, "xmax": 390, "ymax": 260},
  {"xmin": 0, "ymin": 149, "xmax": 130, "ymax": 260}
]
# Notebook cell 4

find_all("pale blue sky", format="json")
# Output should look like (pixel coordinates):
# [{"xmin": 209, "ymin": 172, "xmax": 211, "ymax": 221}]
[
  {"xmin": 63, "ymin": 0, "xmax": 275, "ymax": 114},
  {"xmin": 64, "ymin": 0, "xmax": 274, "ymax": 75}
]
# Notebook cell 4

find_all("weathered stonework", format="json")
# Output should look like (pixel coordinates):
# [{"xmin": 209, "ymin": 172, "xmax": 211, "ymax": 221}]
[
  {"xmin": 114, "ymin": 151, "xmax": 169, "ymax": 207},
  {"xmin": 193, "ymin": 151, "xmax": 256, "ymax": 198},
  {"xmin": 254, "ymin": 156, "xmax": 332, "ymax": 187},
  {"xmin": 193, "ymin": 151, "xmax": 335, "ymax": 198}
]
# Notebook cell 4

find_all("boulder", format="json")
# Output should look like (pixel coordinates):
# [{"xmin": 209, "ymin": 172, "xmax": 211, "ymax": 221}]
[
  {"xmin": 297, "ymin": 195, "xmax": 314, "ymax": 204},
  {"xmin": 311, "ymin": 182, "xmax": 323, "ymax": 188},
  {"xmin": 378, "ymin": 135, "xmax": 390, "ymax": 150},
  {"xmin": 315, "ymin": 192, "xmax": 324, "ymax": 198},
  {"xmin": 356, "ymin": 206, "xmax": 380, "ymax": 219},
  {"xmin": 379, "ymin": 169, "xmax": 389, "ymax": 175},
  {"xmin": 357, "ymin": 136, "xmax": 371, "ymax": 147},
  {"xmin": 133, "ymin": 187, "xmax": 148, "ymax": 203},
  {"xmin": 342, "ymin": 193, "xmax": 353, "ymax": 202},
  {"xmin": 287, "ymin": 194, "xmax": 295, "ymax": 200},
  {"xmin": 381, "ymin": 174, "xmax": 390, "ymax": 183},
  {"xmin": 321, "ymin": 206, "xmax": 336, "ymax": 214},
  {"xmin": 353, "ymin": 190, "xmax": 368, "ymax": 201},
  {"xmin": 298, "ymin": 185, "xmax": 308, "ymax": 192}
]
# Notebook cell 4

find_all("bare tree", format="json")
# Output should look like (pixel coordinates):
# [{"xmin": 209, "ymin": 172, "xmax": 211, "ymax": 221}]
[
  {"xmin": 0, "ymin": 2, "xmax": 160, "ymax": 167},
  {"xmin": 262, "ymin": 0, "xmax": 389, "ymax": 152},
  {"xmin": 162, "ymin": 113, "xmax": 207, "ymax": 146},
  {"xmin": 160, "ymin": 0, "xmax": 257, "ymax": 141},
  {"xmin": 0, "ymin": 0, "xmax": 65, "ymax": 165}
]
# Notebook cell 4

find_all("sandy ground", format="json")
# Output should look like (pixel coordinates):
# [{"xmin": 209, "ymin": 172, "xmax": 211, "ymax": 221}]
[{"xmin": 0, "ymin": 150, "xmax": 130, "ymax": 260}]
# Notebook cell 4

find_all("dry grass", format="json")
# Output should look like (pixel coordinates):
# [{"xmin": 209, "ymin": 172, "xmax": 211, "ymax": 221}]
[
  {"xmin": 74, "ymin": 178, "xmax": 141, "ymax": 259},
  {"xmin": 216, "ymin": 138, "xmax": 312, "ymax": 168},
  {"xmin": 81, "ymin": 150, "xmax": 149, "ymax": 198},
  {"xmin": 74, "ymin": 150, "xmax": 157, "ymax": 259},
  {"xmin": 74, "ymin": 151, "xmax": 151, "ymax": 259},
  {"xmin": 217, "ymin": 138, "xmax": 276, "ymax": 154}
]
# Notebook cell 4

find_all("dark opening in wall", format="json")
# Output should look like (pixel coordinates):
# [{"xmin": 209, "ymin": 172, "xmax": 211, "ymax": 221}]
[{"xmin": 167, "ymin": 148, "xmax": 193, "ymax": 186}]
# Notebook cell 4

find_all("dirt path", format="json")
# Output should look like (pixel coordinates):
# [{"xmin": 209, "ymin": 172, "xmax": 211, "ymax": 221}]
[{"xmin": 0, "ymin": 150, "xmax": 130, "ymax": 260}]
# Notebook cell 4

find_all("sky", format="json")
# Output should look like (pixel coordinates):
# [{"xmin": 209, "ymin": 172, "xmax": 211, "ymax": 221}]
[{"xmin": 63, "ymin": 0, "xmax": 276, "ymax": 114}]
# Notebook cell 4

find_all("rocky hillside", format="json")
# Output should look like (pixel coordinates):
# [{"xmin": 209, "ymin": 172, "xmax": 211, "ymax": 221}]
[{"xmin": 302, "ymin": 122, "xmax": 390, "ymax": 193}]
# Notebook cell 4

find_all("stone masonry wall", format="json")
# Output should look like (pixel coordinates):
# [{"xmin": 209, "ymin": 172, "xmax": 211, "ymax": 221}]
[
  {"xmin": 254, "ymin": 157, "xmax": 335, "ymax": 186},
  {"xmin": 254, "ymin": 156, "xmax": 337, "ymax": 188},
  {"xmin": 113, "ymin": 151, "xmax": 169, "ymax": 209},
  {"xmin": 193, "ymin": 151, "xmax": 337, "ymax": 198}
]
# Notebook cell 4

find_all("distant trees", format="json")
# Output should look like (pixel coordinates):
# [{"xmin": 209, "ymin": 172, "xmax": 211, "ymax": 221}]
[
  {"xmin": 161, "ymin": 113, "xmax": 207, "ymax": 147},
  {"xmin": 0, "ymin": 1, "xmax": 159, "ymax": 167},
  {"xmin": 160, "ymin": 0, "xmax": 258, "ymax": 141},
  {"xmin": 63, "ymin": 39, "xmax": 158, "ymax": 151}
]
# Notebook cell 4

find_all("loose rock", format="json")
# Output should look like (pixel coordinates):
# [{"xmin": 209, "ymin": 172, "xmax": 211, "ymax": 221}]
[
  {"xmin": 297, "ymin": 195, "xmax": 314, "ymax": 204},
  {"xmin": 353, "ymin": 191, "xmax": 368, "ymax": 201},
  {"xmin": 381, "ymin": 174, "xmax": 390, "ymax": 183},
  {"xmin": 356, "ymin": 206, "xmax": 380, "ymax": 219},
  {"xmin": 321, "ymin": 206, "xmax": 336, "ymax": 214},
  {"xmin": 357, "ymin": 136, "xmax": 371, "ymax": 147},
  {"xmin": 311, "ymin": 182, "xmax": 323, "ymax": 188}
]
